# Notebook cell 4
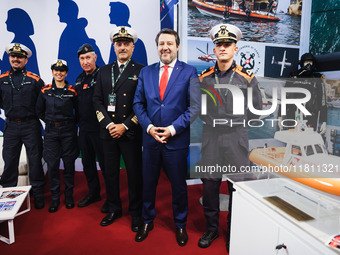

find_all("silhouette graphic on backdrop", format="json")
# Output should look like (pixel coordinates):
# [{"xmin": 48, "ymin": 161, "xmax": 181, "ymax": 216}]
[
  {"xmin": 0, "ymin": 8, "xmax": 40, "ymax": 76},
  {"xmin": 108, "ymin": 2, "xmax": 148, "ymax": 66},
  {"xmin": 57, "ymin": 0, "xmax": 105, "ymax": 84}
]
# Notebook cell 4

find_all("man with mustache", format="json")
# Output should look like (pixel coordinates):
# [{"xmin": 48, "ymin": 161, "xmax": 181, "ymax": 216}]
[
  {"xmin": 93, "ymin": 26, "xmax": 144, "ymax": 232},
  {"xmin": 0, "ymin": 43, "xmax": 45, "ymax": 209}
]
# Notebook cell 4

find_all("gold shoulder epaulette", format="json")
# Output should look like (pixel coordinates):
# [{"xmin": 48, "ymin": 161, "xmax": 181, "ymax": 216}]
[
  {"xmin": 234, "ymin": 65, "xmax": 254, "ymax": 83},
  {"xmin": 27, "ymin": 71, "xmax": 40, "ymax": 81},
  {"xmin": 199, "ymin": 67, "xmax": 214, "ymax": 82}
]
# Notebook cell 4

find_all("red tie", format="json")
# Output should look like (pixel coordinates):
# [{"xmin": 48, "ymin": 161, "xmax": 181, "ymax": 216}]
[{"xmin": 159, "ymin": 65, "xmax": 169, "ymax": 100}]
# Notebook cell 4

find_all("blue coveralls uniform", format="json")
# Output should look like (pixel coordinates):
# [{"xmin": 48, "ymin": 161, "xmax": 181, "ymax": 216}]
[
  {"xmin": 199, "ymin": 61, "xmax": 262, "ymax": 244},
  {"xmin": 0, "ymin": 67, "xmax": 45, "ymax": 198},
  {"xmin": 75, "ymin": 67, "xmax": 105, "ymax": 197},
  {"xmin": 36, "ymin": 81, "xmax": 79, "ymax": 201}
]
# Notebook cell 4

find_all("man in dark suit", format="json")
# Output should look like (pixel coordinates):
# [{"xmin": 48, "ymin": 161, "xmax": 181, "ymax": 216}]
[
  {"xmin": 133, "ymin": 28, "xmax": 200, "ymax": 246},
  {"xmin": 93, "ymin": 26, "xmax": 143, "ymax": 232}
]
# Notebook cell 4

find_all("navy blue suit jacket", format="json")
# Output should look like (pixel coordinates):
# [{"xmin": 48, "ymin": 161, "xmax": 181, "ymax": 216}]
[{"xmin": 133, "ymin": 60, "xmax": 200, "ymax": 150}]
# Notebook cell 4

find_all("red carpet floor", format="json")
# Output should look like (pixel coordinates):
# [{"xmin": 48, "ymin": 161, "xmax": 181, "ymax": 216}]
[{"xmin": 0, "ymin": 170, "xmax": 229, "ymax": 254}]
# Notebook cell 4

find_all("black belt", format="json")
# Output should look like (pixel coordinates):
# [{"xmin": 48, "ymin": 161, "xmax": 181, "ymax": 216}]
[
  {"xmin": 7, "ymin": 116, "xmax": 37, "ymax": 123},
  {"xmin": 47, "ymin": 120, "xmax": 74, "ymax": 127}
]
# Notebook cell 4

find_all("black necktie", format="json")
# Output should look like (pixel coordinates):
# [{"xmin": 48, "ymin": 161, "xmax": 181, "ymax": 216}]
[{"xmin": 119, "ymin": 64, "xmax": 124, "ymax": 74}]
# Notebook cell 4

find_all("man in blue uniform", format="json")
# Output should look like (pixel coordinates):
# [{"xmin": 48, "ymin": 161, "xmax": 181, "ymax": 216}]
[
  {"xmin": 197, "ymin": 24, "xmax": 262, "ymax": 250},
  {"xmin": 75, "ymin": 44, "xmax": 106, "ymax": 208},
  {"xmin": 93, "ymin": 27, "xmax": 144, "ymax": 231},
  {"xmin": 0, "ymin": 43, "xmax": 45, "ymax": 209}
]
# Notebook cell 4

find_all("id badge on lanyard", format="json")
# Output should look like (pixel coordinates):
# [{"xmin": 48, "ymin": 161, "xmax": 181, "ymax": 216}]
[{"xmin": 108, "ymin": 93, "xmax": 116, "ymax": 112}]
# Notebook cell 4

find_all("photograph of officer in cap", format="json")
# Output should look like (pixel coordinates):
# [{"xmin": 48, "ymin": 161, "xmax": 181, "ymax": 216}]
[
  {"xmin": 197, "ymin": 24, "xmax": 262, "ymax": 250},
  {"xmin": 75, "ymin": 44, "xmax": 105, "ymax": 209},
  {"xmin": 0, "ymin": 43, "xmax": 45, "ymax": 209},
  {"xmin": 36, "ymin": 60, "xmax": 79, "ymax": 213},
  {"xmin": 93, "ymin": 26, "xmax": 144, "ymax": 230},
  {"xmin": 278, "ymin": 53, "xmax": 327, "ymax": 134}
]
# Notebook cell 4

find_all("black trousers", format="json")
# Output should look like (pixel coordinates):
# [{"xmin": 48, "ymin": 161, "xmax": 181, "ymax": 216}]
[
  {"xmin": 43, "ymin": 124, "xmax": 79, "ymax": 200},
  {"xmin": 102, "ymin": 136, "xmax": 142, "ymax": 217},
  {"xmin": 78, "ymin": 130, "xmax": 105, "ymax": 196},
  {"xmin": 200, "ymin": 126, "xmax": 249, "ymax": 230},
  {"xmin": 201, "ymin": 179, "xmax": 234, "ymax": 233},
  {"xmin": 0, "ymin": 119, "xmax": 45, "ymax": 197}
]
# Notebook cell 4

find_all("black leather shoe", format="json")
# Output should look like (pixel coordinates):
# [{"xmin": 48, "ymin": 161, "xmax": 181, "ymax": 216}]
[
  {"xmin": 77, "ymin": 194, "xmax": 101, "ymax": 208},
  {"xmin": 198, "ymin": 230, "xmax": 219, "ymax": 248},
  {"xmin": 49, "ymin": 200, "xmax": 60, "ymax": 213},
  {"xmin": 135, "ymin": 222, "xmax": 154, "ymax": 242},
  {"xmin": 101, "ymin": 202, "xmax": 109, "ymax": 213},
  {"xmin": 176, "ymin": 227, "xmax": 188, "ymax": 246},
  {"xmin": 34, "ymin": 196, "xmax": 45, "ymax": 209},
  {"xmin": 65, "ymin": 196, "xmax": 74, "ymax": 209},
  {"xmin": 100, "ymin": 212, "xmax": 122, "ymax": 226},
  {"xmin": 131, "ymin": 216, "xmax": 143, "ymax": 232}
]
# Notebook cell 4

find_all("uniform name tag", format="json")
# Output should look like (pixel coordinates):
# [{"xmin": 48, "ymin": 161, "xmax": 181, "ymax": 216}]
[{"xmin": 108, "ymin": 93, "xmax": 116, "ymax": 112}]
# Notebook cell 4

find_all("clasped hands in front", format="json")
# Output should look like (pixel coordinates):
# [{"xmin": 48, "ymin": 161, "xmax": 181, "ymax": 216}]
[
  {"xmin": 150, "ymin": 126, "xmax": 171, "ymax": 143},
  {"xmin": 108, "ymin": 123, "xmax": 126, "ymax": 139}
]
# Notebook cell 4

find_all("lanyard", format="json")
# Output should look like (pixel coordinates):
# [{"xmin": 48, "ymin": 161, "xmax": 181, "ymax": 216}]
[
  {"xmin": 215, "ymin": 70, "xmax": 235, "ymax": 96},
  {"xmin": 9, "ymin": 71, "xmax": 27, "ymax": 91},
  {"xmin": 51, "ymin": 83, "xmax": 67, "ymax": 100},
  {"xmin": 53, "ymin": 91, "xmax": 65, "ymax": 100},
  {"xmin": 111, "ymin": 59, "xmax": 130, "ymax": 94},
  {"xmin": 81, "ymin": 68, "xmax": 100, "ymax": 89}
]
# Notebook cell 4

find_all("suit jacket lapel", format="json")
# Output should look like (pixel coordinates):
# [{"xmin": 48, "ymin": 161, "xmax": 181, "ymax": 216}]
[
  {"xmin": 153, "ymin": 62, "xmax": 161, "ymax": 101},
  {"xmin": 163, "ymin": 60, "xmax": 182, "ymax": 101}
]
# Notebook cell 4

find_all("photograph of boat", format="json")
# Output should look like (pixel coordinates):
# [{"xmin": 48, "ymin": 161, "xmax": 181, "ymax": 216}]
[
  {"xmin": 192, "ymin": 0, "xmax": 280, "ymax": 22},
  {"xmin": 249, "ymin": 128, "xmax": 340, "ymax": 196},
  {"xmin": 188, "ymin": 0, "xmax": 302, "ymax": 45}
]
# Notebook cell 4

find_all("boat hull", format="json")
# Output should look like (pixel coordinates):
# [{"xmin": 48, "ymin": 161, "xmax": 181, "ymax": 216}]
[{"xmin": 250, "ymin": 147, "xmax": 340, "ymax": 196}]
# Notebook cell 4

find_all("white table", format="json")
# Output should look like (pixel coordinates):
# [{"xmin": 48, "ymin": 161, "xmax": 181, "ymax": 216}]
[
  {"xmin": 228, "ymin": 178, "xmax": 340, "ymax": 255},
  {"xmin": 0, "ymin": 185, "xmax": 31, "ymax": 244}
]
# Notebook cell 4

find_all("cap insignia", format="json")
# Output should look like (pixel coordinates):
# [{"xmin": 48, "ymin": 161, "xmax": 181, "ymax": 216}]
[
  {"xmin": 13, "ymin": 43, "xmax": 22, "ymax": 52},
  {"xmin": 217, "ymin": 25, "xmax": 229, "ymax": 39}
]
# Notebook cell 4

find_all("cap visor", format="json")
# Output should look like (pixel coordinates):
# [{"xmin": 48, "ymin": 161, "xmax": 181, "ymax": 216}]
[{"xmin": 9, "ymin": 52, "xmax": 26, "ymax": 58}]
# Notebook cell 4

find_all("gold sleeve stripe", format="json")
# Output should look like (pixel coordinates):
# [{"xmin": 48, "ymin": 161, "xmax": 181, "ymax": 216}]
[
  {"xmin": 131, "ymin": 115, "xmax": 138, "ymax": 125},
  {"xmin": 96, "ymin": 111, "xmax": 104, "ymax": 122}
]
